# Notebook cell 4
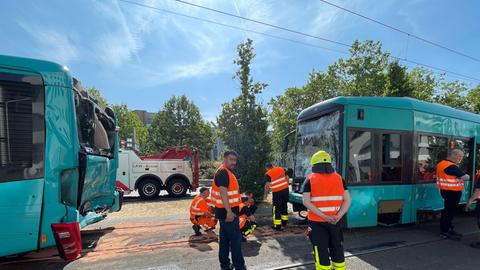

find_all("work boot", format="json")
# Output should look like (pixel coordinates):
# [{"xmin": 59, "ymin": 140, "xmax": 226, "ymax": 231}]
[
  {"xmin": 192, "ymin": 225, "xmax": 202, "ymax": 236},
  {"xmin": 221, "ymin": 263, "xmax": 234, "ymax": 270}
]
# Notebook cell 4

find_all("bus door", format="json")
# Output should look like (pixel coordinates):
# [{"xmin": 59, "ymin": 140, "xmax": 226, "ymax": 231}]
[{"xmin": 0, "ymin": 70, "xmax": 45, "ymax": 256}]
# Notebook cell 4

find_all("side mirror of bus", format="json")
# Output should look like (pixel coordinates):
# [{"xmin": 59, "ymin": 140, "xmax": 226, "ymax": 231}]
[{"xmin": 282, "ymin": 138, "xmax": 289, "ymax": 153}]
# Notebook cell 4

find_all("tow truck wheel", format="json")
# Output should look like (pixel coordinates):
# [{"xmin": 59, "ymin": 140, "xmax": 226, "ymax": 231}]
[
  {"xmin": 138, "ymin": 179, "xmax": 161, "ymax": 200},
  {"xmin": 167, "ymin": 178, "xmax": 188, "ymax": 198}
]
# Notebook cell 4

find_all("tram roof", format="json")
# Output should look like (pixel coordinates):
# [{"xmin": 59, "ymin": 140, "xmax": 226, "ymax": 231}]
[
  {"xmin": 0, "ymin": 54, "xmax": 72, "ymax": 87},
  {"xmin": 298, "ymin": 96, "xmax": 480, "ymax": 124}
]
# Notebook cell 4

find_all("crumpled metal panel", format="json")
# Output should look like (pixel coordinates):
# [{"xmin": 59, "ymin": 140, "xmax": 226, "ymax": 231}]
[{"xmin": 80, "ymin": 155, "xmax": 115, "ymax": 212}]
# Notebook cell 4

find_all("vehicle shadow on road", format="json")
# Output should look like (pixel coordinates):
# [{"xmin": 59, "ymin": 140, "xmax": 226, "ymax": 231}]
[
  {"xmin": 123, "ymin": 194, "xmax": 196, "ymax": 205},
  {"xmin": 0, "ymin": 227, "xmax": 115, "ymax": 270}
]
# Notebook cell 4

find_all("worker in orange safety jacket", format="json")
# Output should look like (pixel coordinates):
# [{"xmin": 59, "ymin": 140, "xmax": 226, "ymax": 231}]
[
  {"xmin": 190, "ymin": 187, "xmax": 217, "ymax": 236},
  {"xmin": 302, "ymin": 150, "xmax": 351, "ymax": 270},
  {"xmin": 436, "ymin": 149, "xmax": 470, "ymax": 240}
]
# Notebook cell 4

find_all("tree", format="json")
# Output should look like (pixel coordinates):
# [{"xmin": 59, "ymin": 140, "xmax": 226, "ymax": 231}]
[
  {"xmin": 87, "ymin": 87, "xmax": 108, "ymax": 109},
  {"xmin": 148, "ymin": 95, "xmax": 214, "ymax": 157},
  {"xmin": 111, "ymin": 104, "xmax": 150, "ymax": 154},
  {"xmin": 218, "ymin": 39, "xmax": 271, "ymax": 197},
  {"xmin": 434, "ymin": 81, "xmax": 470, "ymax": 111},
  {"xmin": 384, "ymin": 61, "xmax": 413, "ymax": 97},
  {"xmin": 466, "ymin": 84, "xmax": 480, "ymax": 114},
  {"xmin": 336, "ymin": 40, "xmax": 390, "ymax": 96}
]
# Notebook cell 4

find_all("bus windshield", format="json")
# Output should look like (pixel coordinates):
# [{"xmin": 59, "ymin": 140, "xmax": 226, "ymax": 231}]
[{"xmin": 295, "ymin": 110, "xmax": 340, "ymax": 178}]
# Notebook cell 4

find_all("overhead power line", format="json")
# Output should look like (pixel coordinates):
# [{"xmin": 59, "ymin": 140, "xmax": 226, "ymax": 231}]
[
  {"xmin": 117, "ymin": 0, "xmax": 348, "ymax": 55},
  {"xmin": 117, "ymin": 0, "xmax": 480, "ymax": 83},
  {"xmin": 318, "ymin": 0, "xmax": 480, "ymax": 64},
  {"xmin": 172, "ymin": 0, "xmax": 350, "ymax": 48}
]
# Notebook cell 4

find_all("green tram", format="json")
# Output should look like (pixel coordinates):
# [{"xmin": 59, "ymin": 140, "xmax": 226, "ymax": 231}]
[{"xmin": 287, "ymin": 97, "xmax": 480, "ymax": 228}]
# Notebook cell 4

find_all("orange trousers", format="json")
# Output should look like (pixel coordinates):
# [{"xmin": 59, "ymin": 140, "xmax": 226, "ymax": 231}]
[{"xmin": 191, "ymin": 215, "xmax": 217, "ymax": 230}]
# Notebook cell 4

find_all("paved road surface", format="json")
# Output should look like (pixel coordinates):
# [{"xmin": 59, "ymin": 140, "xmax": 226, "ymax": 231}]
[{"xmin": 1, "ymin": 194, "xmax": 479, "ymax": 270}]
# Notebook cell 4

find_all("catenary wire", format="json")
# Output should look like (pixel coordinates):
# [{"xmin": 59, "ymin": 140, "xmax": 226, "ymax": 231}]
[{"xmin": 117, "ymin": 0, "xmax": 480, "ymax": 83}]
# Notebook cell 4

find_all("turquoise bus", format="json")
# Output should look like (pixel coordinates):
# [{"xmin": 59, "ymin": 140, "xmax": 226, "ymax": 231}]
[
  {"xmin": 287, "ymin": 97, "xmax": 480, "ymax": 228},
  {"xmin": 0, "ymin": 55, "xmax": 121, "ymax": 258}
]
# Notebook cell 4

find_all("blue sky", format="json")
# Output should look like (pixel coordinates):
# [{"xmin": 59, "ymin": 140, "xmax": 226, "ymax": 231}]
[{"xmin": 1, "ymin": 0, "xmax": 479, "ymax": 122}]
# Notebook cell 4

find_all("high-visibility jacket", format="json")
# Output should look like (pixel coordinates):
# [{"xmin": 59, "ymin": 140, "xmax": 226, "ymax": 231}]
[
  {"xmin": 436, "ymin": 160, "xmax": 465, "ymax": 191},
  {"xmin": 210, "ymin": 165, "xmax": 241, "ymax": 208},
  {"xmin": 266, "ymin": 166, "xmax": 289, "ymax": 192},
  {"xmin": 239, "ymin": 203, "xmax": 247, "ymax": 229},
  {"xmin": 190, "ymin": 195, "xmax": 209, "ymax": 218},
  {"xmin": 307, "ymin": 172, "xmax": 344, "ymax": 222}
]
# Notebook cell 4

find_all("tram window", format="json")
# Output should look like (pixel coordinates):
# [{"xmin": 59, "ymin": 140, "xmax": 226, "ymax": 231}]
[
  {"xmin": 451, "ymin": 139, "xmax": 470, "ymax": 173},
  {"xmin": 347, "ymin": 130, "xmax": 372, "ymax": 184},
  {"xmin": 415, "ymin": 135, "xmax": 448, "ymax": 182},
  {"xmin": 381, "ymin": 134, "xmax": 402, "ymax": 182}
]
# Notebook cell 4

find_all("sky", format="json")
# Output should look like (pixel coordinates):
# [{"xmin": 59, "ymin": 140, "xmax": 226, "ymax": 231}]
[{"xmin": 1, "ymin": 0, "xmax": 479, "ymax": 123}]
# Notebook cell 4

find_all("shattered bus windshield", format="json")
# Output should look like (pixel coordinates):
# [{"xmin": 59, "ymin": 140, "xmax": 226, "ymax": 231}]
[{"xmin": 295, "ymin": 111, "xmax": 340, "ymax": 178}]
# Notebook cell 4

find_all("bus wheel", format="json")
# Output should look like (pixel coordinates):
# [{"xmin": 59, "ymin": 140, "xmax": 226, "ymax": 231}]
[
  {"xmin": 167, "ymin": 178, "xmax": 188, "ymax": 198},
  {"xmin": 138, "ymin": 179, "xmax": 161, "ymax": 200},
  {"xmin": 298, "ymin": 210, "xmax": 308, "ymax": 219}
]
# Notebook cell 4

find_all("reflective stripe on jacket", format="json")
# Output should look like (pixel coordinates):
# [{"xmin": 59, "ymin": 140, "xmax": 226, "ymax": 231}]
[
  {"xmin": 210, "ymin": 165, "xmax": 241, "ymax": 208},
  {"xmin": 307, "ymin": 172, "xmax": 344, "ymax": 222},
  {"xmin": 266, "ymin": 166, "xmax": 289, "ymax": 192},
  {"xmin": 436, "ymin": 160, "xmax": 464, "ymax": 191},
  {"xmin": 190, "ymin": 195, "xmax": 209, "ymax": 218}
]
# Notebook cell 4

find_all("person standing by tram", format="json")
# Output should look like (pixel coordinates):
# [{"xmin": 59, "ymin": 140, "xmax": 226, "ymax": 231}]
[
  {"xmin": 302, "ymin": 150, "xmax": 351, "ymax": 270},
  {"xmin": 436, "ymin": 149, "xmax": 470, "ymax": 240},
  {"xmin": 263, "ymin": 163, "xmax": 290, "ymax": 230}
]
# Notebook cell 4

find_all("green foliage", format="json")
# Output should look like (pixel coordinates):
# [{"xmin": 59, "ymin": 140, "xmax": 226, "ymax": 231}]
[
  {"xmin": 466, "ymin": 85, "xmax": 480, "ymax": 114},
  {"xmin": 148, "ymin": 95, "xmax": 214, "ymax": 157},
  {"xmin": 87, "ymin": 87, "xmax": 108, "ymax": 109},
  {"xmin": 111, "ymin": 104, "xmax": 150, "ymax": 154},
  {"xmin": 218, "ymin": 39, "xmax": 271, "ymax": 198},
  {"xmin": 199, "ymin": 160, "xmax": 221, "ymax": 179}
]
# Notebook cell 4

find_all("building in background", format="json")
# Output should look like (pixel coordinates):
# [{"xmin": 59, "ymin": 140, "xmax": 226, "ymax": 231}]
[{"xmin": 133, "ymin": 110, "xmax": 155, "ymax": 127}]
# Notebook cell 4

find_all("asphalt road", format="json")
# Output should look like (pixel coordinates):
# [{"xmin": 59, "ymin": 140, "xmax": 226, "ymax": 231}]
[{"xmin": 1, "ymin": 194, "xmax": 479, "ymax": 270}]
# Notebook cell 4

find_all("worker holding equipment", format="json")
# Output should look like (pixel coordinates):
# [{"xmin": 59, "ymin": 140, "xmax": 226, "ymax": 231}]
[
  {"xmin": 466, "ymin": 176, "xmax": 480, "ymax": 248},
  {"xmin": 436, "ymin": 149, "xmax": 470, "ymax": 239},
  {"xmin": 211, "ymin": 150, "xmax": 246, "ymax": 270},
  {"xmin": 190, "ymin": 187, "xmax": 217, "ymax": 236},
  {"xmin": 239, "ymin": 197, "xmax": 257, "ymax": 241},
  {"xmin": 264, "ymin": 163, "xmax": 289, "ymax": 230},
  {"xmin": 302, "ymin": 150, "xmax": 351, "ymax": 270}
]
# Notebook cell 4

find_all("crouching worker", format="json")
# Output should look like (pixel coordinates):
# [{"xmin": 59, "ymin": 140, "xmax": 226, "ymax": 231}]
[
  {"xmin": 190, "ymin": 187, "xmax": 217, "ymax": 236},
  {"xmin": 302, "ymin": 150, "xmax": 351, "ymax": 270},
  {"xmin": 239, "ymin": 197, "xmax": 257, "ymax": 241},
  {"xmin": 243, "ymin": 191, "xmax": 257, "ymax": 215}
]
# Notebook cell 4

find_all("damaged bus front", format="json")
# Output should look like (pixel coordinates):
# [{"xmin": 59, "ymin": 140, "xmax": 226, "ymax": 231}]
[{"xmin": 0, "ymin": 55, "xmax": 121, "ymax": 259}]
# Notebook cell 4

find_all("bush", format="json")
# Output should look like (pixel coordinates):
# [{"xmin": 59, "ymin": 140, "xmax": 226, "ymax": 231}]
[{"xmin": 199, "ymin": 160, "xmax": 221, "ymax": 179}]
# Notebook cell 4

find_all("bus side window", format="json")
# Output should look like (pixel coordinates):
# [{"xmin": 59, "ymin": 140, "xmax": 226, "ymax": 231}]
[{"xmin": 381, "ymin": 134, "xmax": 402, "ymax": 182}]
